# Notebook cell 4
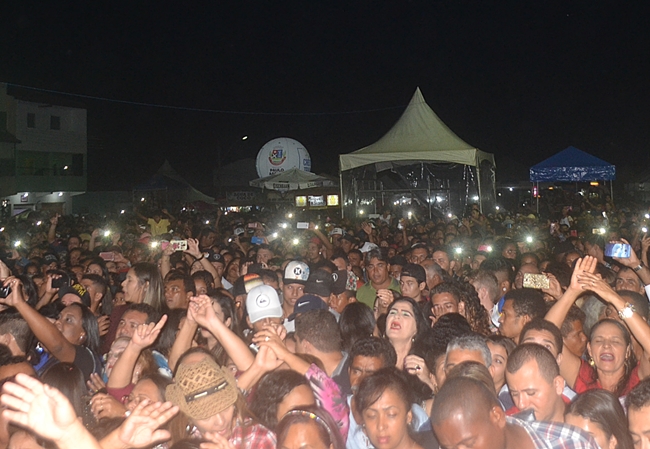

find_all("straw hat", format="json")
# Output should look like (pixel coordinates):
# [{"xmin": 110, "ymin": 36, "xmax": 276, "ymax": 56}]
[{"xmin": 166, "ymin": 357, "xmax": 238, "ymax": 420}]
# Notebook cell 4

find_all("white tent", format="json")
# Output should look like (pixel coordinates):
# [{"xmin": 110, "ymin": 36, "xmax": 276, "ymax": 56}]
[
  {"xmin": 339, "ymin": 88, "xmax": 496, "ymax": 217},
  {"xmin": 340, "ymin": 87, "xmax": 494, "ymax": 169},
  {"xmin": 250, "ymin": 168, "xmax": 336, "ymax": 191}
]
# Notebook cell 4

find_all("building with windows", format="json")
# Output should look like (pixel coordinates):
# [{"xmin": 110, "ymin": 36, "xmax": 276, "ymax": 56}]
[{"xmin": 0, "ymin": 83, "xmax": 87, "ymax": 216}]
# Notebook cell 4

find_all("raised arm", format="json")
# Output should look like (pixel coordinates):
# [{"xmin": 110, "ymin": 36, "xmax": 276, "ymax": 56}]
[
  {"xmin": 168, "ymin": 307, "xmax": 198, "ymax": 371},
  {"xmin": 88, "ymin": 229, "xmax": 98, "ymax": 252},
  {"xmin": 545, "ymin": 256, "xmax": 597, "ymax": 328},
  {"xmin": 310, "ymin": 222, "xmax": 333, "ymax": 253},
  {"xmin": 612, "ymin": 238, "xmax": 650, "ymax": 286},
  {"xmin": 253, "ymin": 327, "xmax": 310, "ymax": 375},
  {"xmin": 254, "ymin": 327, "xmax": 349, "ymax": 439},
  {"xmin": 1, "ymin": 277, "xmax": 76, "ymax": 363},
  {"xmin": 190, "ymin": 295, "xmax": 255, "ymax": 371},
  {"xmin": 545, "ymin": 256, "xmax": 597, "ymax": 387},
  {"xmin": 1, "ymin": 374, "xmax": 102, "ymax": 449},
  {"xmin": 159, "ymin": 245, "xmax": 174, "ymax": 280},
  {"xmin": 107, "ymin": 315, "xmax": 167, "ymax": 389},
  {"xmin": 47, "ymin": 214, "xmax": 59, "ymax": 244},
  {"xmin": 99, "ymin": 400, "xmax": 178, "ymax": 449},
  {"xmin": 135, "ymin": 209, "xmax": 149, "ymax": 223},
  {"xmin": 35, "ymin": 273, "xmax": 61, "ymax": 310},
  {"xmin": 235, "ymin": 344, "xmax": 284, "ymax": 393},
  {"xmin": 184, "ymin": 238, "xmax": 218, "ymax": 280},
  {"xmin": 577, "ymin": 272, "xmax": 650, "ymax": 380}
]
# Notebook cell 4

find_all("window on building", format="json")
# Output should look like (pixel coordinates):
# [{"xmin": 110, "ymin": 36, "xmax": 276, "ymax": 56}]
[
  {"xmin": 27, "ymin": 112, "xmax": 36, "ymax": 128},
  {"xmin": 50, "ymin": 116, "xmax": 60, "ymax": 130},
  {"xmin": 27, "ymin": 113, "xmax": 35, "ymax": 128}
]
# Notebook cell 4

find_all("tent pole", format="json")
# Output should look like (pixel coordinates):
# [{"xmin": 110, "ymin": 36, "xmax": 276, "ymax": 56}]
[
  {"xmin": 536, "ymin": 182, "xmax": 539, "ymax": 214},
  {"xmin": 339, "ymin": 164, "xmax": 344, "ymax": 219},
  {"xmin": 476, "ymin": 163, "xmax": 483, "ymax": 213},
  {"xmin": 610, "ymin": 180, "xmax": 614, "ymax": 202},
  {"xmin": 427, "ymin": 177, "xmax": 432, "ymax": 219}
]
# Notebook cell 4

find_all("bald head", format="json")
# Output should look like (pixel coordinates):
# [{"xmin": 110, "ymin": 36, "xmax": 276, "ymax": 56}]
[{"xmin": 431, "ymin": 376, "xmax": 500, "ymax": 426}]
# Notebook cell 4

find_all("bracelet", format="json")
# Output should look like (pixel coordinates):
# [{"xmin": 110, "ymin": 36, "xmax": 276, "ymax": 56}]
[
  {"xmin": 619, "ymin": 302, "xmax": 636, "ymax": 320},
  {"xmin": 634, "ymin": 262, "xmax": 645, "ymax": 272},
  {"xmin": 195, "ymin": 254, "xmax": 204, "ymax": 261}
]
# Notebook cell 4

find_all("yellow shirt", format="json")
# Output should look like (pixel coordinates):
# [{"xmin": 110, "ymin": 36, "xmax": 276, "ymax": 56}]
[{"xmin": 148, "ymin": 218, "xmax": 170, "ymax": 236}]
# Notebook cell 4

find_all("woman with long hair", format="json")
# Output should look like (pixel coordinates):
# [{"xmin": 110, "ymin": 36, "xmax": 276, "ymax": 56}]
[
  {"xmin": 566, "ymin": 389, "xmax": 634, "ymax": 449},
  {"xmin": 167, "ymin": 349, "xmax": 275, "ymax": 449},
  {"xmin": 121, "ymin": 262, "xmax": 164, "ymax": 311},
  {"xmin": 547, "ymin": 256, "xmax": 650, "ymax": 398},
  {"xmin": 100, "ymin": 262, "xmax": 165, "ymax": 355},
  {"xmin": 168, "ymin": 293, "xmax": 242, "ymax": 370},
  {"xmin": 384, "ymin": 297, "xmax": 429, "ymax": 369},
  {"xmin": 1, "ymin": 276, "xmax": 101, "ymax": 380}
]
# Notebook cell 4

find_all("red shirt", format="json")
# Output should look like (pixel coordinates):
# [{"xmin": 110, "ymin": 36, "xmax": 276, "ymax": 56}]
[{"xmin": 574, "ymin": 358, "xmax": 640, "ymax": 397}]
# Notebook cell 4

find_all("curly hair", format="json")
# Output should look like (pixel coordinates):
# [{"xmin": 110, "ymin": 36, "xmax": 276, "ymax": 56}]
[
  {"xmin": 456, "ymin": 280, "xmax": 491, "ymax": 335},
  {"xmin": 249, "ymin": 370, "xmax": 312, "ymax": 431}
]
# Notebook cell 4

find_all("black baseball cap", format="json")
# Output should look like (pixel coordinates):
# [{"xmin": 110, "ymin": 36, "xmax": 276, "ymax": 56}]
[
  {"xmin": 287, "ymin": 294, "xmax": 329, "ymax": 321},
  {"xmin": 304, "ymin": 269, "xmax": 333, "ymax": 297},
  {"xmin": 400, "ymin": 263, "xmax": 426, "ymax": 284}
]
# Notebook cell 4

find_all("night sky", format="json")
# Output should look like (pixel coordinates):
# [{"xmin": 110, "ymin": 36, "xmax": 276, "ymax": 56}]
[{"xmin": 2, "ymin": 1, "xmax": 649, "ymax": 190}]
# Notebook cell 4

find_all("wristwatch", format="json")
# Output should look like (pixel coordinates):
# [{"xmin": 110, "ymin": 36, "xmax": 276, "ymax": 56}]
[
  {"xmin": 619, "ymin": 302, "xmax": 636, "ymax": 320},
  {"xmin": 634, "ymin": 262, "xmax": 645, "ymax": 272}
]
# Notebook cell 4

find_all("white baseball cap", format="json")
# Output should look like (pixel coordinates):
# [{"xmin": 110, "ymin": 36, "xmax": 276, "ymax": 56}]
[
  {"xmin": 283, "ymin": 260, "xmax": 310, "ymax": 284},
  {"xmin": 246, "ymin": 285, "xmax": 283, "ymax": 323}
]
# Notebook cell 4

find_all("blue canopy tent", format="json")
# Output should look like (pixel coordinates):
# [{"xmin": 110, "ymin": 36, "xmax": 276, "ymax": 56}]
[{"xmin": 529, "ymin": 146, "xmax": 615, "ymax": 211}]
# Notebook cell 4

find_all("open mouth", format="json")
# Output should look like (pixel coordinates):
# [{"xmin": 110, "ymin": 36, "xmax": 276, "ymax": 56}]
[{"xmin": 599, "ymin": 353, "xmax": 615, "ymax": 362}]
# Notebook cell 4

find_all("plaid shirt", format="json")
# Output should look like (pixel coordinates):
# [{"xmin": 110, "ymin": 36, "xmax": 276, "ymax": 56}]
[
  {"xmin": 190, "ymin": 418, "xmax": 276, "ymax": 449},
  {"xmin": 508, "ymin": 417, "xmax": 599, "ymax": 449}
]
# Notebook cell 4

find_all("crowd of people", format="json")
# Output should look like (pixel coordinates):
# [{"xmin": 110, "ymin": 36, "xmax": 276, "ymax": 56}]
[{"xmin": 0, "ymin": 196, "xmax": 649, "ymax": 449}]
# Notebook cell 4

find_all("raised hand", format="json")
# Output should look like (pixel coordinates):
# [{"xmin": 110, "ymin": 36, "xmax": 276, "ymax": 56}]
[
  {"xmin": 111, "ymin": 232, "xmax": 121, "ymax": 245},
  {"xmin": 97, "ymin": 315, "xmax": 111, "ymax": 337},
  {"xmin": 568, "ymin": 256, "xmax": 597, "ymax": 292},
  {"xmin": 185, "ymin": 238, "xmax": 202, "ymax": 259},
  {"xmin": 253, "ymin": 328, "xmax": 290, "ymax": 361},
  {"xmin": 1, "ymin": 373, "xmax": 79, "ymax": 443},
  {"xmin": 90, "ymin": 392, "xmax": 127, "ymax": 420},
  {"xmin": 189, "ymin": 295, "xmax": 218, "ymax": 329},
  {"xmin": 86, "ymin": 372, "xmax": 107, "ymax": 394},
  {"xmin": 114, "ymin": 400, "xmax": 178, "ymax": 448},
  {"xmin": 131, "ymin": 315, "xmax": 168, "ymax": 350},
  {"xmin": 404, "ymin": 354, "xmax": 432, "ymax": 386},
  {"xmin": 375, "ymin": 289, "xmax": 394, "ymax": 315},
  {"xmin": 541, "ymin": 273, "xmax": 563, "ymax": 300},
  {"xmin": 576, "ymin": 271, "xmax": 617, "ymax": 302},
  {"xmin": 642, "ymin": 235, "xmax": 650, "ymax": 267},
  {"xmin": 251, "ymin": 344, "xmax": 284, "ymax": 373},
  {"xmin": 45, "ymin": 273, "xmax": 62, "ymax": 295},
  {"xmin": 611, "ymin": 238, "xmax": 642, "ymax": 268},
  {"xmin": 0, "ymin": 277, "xmax": 24, "ymax": 307}
]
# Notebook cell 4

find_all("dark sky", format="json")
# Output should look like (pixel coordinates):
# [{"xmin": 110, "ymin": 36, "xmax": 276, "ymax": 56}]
[{"xmin": 2, "ymin": 1, "xmax": 649, "ymax": 190}]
